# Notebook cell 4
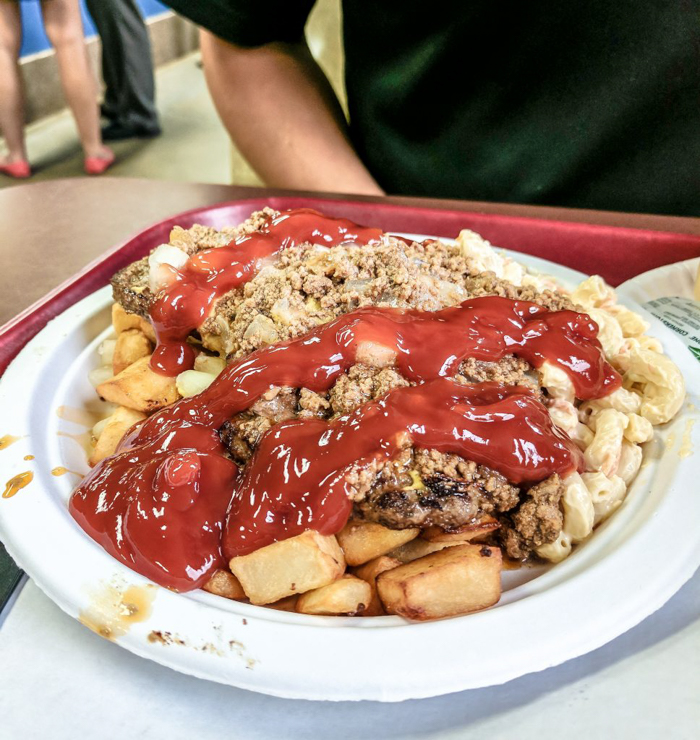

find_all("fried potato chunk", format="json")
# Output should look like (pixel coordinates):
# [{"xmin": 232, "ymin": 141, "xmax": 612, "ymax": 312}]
[
  {"xmin": 351, "ymin": 555, "xmax": 401, "ymax": 616},
  {"xmin": 97, "ymin": 356, "xmax": 179, "ymax": 412},
  {"xmin": 89, "ymin": 406, "xmax": 145, "ymax": 466},
  {"xmin": 112, "ymin": 329, "xmax": 152, "ymax": 375},
  {"xmin": 337, "ymin": 521, "xmax": 419, "ymax": 566},
  {"xmin": 229, "ymin": 531, "xmax": 346, "ymax": 606},
  {"xmin": 377, "ymin": 544, "xmax": 502, "ymax": 621},
  {"xmin": 202, "ymin": 569, "xmax": 246, "ymax": 601},
  {"xmin": 112, "ymin": 303, "xmax": 156, "ymax": 341},
  {"xmin": 112, "ymin": 303, "xmax": 142, "ymax": 333},
  {"xmin": 296, "ymin": 575, "xmax": 372, "ymax": 616}
]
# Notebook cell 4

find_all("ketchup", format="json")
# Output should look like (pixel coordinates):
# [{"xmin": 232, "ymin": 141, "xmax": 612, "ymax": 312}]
[
  {"xmin": 224, "ymin": 379, "xmax": 583, "ymax": 558},
  {"xmin": 69, "ymin": 425, "xmax": 238, "ymax": 591},
  {"xmin": 72, "ymin": 292, "xmax": 620, "ymax": 591},
  {"xmin": 129, "ymin": 295, "xmax": 619, "ymax": 453},
  {"xmin": 149, "ymin": 208, "xmax": 383, "ymax": 376}
]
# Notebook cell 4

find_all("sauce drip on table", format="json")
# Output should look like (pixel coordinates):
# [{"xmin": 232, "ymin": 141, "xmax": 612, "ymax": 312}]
[
  {"xmin": 149, "ymin": 208, "xmax": 383, "ymax": 376},
  {"xmin": 70, "ymin": 294, "xmax": 618, "ymax": 591}
]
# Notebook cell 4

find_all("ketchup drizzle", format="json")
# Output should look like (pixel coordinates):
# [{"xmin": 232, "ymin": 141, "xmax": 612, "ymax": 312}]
[
  {"xmin": 70, "ymin": 425, "xmax": 238, "ymax": 591},
  {"xmin": 224, "ymin": 379, "xmax": 583, "ymax": 558},
  {"xmin": 131, "ymin": 295, "xmax": 619, "ymax": 453},
  {"xmin": 71, "ymin": 294, "xmax": 619, "ymax": 591},
  {"xmin": 149, "ymin": 208, "xmax": 384, "ymax": 376}
]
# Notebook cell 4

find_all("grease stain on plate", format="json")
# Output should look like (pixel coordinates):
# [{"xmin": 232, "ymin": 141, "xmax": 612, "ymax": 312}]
[
  {"xmin": 57, "ymin": 430, "xmax": 93, "ymax": 457},
  {"xmin": 0, "ymin": 435, "xmax": 21, "ymax": 451},
  {"xmin": 79, "ymin": 582, "xmax": 157, "ymax": 639},
  {"xmin": 3, "ymin": 471, "xmax": 34, "ymax": 499},
  {"xmin": 679, "ymin": 418, "xmax": 696, "ymax": 459},
  {"xmin": 51, "ymin": 466, "xmax": 83, "ymax": 478},
  {"xmin": 148, "ymin": 629, "xmax": 257, "ymax": 669},
  {"xmin": 56, "ymin": 405, "xmax": 97, "ymax": 427}
]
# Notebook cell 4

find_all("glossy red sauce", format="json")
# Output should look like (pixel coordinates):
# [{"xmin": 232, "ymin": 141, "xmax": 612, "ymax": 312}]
[
  {"xmin": 131, "ymin": 296, "xmax": 618, "ymax": 452},
  {"xmin": 69, "ymin": 425, "xmax": 238, "ymax": 591},
  {"xmin": 224, "ymin": 379, "xmax": 582, "ymax": 558},
  {"xmin": 71, "ymin": 294, "xmax": 619, "ymax": 591},
  {"xmin": 149, "ymin": 208, "xmax": 383, "ymax": 376}
]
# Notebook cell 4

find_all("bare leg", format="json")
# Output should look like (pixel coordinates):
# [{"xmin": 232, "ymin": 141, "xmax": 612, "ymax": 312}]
[
  {"xmin": 0, "ymin": 1, "xmax": 26, "ymax": 163},
  {"xmin": 41, "ymin": 0, "xmax": 110, "ymax": 159}
]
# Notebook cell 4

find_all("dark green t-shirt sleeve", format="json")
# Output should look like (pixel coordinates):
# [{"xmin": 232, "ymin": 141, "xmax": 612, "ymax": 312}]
[{"xmin": 164, "ymin": 0, "xmax": 316, "ymax": 47}]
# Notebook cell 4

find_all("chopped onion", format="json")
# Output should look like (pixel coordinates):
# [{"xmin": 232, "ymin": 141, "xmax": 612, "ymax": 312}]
[
  {"xmin": 88, "ymin": 365, "xmax": 114, "ymax": 388},
  {"xmin": 176, "ymin": 370, "xmax": 216, "ymax": 398},
  {"xmin": 194, "ymin": 354, "xmax": 226, "ymax": 376}
]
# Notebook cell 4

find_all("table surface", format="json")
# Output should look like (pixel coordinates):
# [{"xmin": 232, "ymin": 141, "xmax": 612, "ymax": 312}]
[{"xmin": 0, "ymin": 178, "xmax": 698, "ymax": 739}]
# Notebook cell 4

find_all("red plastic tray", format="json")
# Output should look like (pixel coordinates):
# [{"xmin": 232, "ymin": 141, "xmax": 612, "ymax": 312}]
[{"xmin": 2, "ymin": 195, "xmax": 700, "ymax": 378}]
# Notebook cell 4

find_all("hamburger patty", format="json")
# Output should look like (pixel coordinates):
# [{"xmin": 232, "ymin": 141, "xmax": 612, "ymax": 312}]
[{"xmin": 218, "ymin": 360, "xmax": 562, "ymax": 557}]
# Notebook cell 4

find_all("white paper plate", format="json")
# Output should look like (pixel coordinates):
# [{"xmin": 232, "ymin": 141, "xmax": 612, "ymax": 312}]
[
  {"xmin": 617, "ymin": 257, "xmax": 699, "ymax": 303},
  {"xmin": 1, "ymin": 250, "xmax": 699, "ymax": 702}
]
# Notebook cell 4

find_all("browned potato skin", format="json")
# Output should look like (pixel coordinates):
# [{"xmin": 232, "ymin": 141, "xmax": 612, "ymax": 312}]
[
  {"xmin": 337, "ymin": 520, "xmax": 419, "ymax": 566},
  {"xmin": 97, "ymin": 356, "xmax": 179, "ymax": 412},
  {"xmin": 421, "ymin": 516, "xmax": 499, "ymax": 543},
  {"xmin": 377, "ymin": 544, "xmax": 502, "ymax": 621},
  {"xmin": 112, "ymin": 329, "xmax": 153, "ymax": 375},
  {"xmin": 351, "ymin": 556, "xmax": 401, "ymax": 616},
  {"xmin": 89, "ymin": 406, "xmax": 146, "ymax": 466},
  {"xmin": 229, "ymin": 531, "xmax": 346, "ymax": 606},
  {"xmin": 387, "ymin": 539, "xmax": 460, "ymax": 564},
  {"xmin": 296, "ymin": 575, "xmax": 372, "ymax": 616},
  {"xmin": 267, "ymin": 595, "xmax": 299, "ymax": 612},
  {"xmin": 202, "ymin": 569, "xmax": 246, "ymax": 601}
]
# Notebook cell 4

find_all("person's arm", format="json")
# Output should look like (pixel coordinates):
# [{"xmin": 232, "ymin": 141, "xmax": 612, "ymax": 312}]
[{"xmin": 200, "ymin": 30, "xmax": 384, "ymax": 195}]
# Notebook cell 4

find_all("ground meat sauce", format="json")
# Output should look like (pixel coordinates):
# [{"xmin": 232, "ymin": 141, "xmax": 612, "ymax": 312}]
[
  {"xmin": 71, "ymin": 212, "xmax": 621, "ymax": 592},
  {"xmin": 224, "ymin": 379, "xmax": 580, "ymax": 558},
  {"xmin": 149, "ymin": 209, "xmax": 383, "ymax": 376}
]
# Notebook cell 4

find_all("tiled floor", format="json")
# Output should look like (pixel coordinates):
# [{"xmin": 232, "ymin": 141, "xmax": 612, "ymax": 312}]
[{"xmin": 0, "ymin": 53, "xmax": 262, "ymax": 189}]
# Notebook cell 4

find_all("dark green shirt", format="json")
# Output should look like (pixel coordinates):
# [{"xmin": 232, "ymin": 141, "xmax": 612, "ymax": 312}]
[{"xmin": 166, "ymin": 0, "xmax": 700, "ymax": 215}]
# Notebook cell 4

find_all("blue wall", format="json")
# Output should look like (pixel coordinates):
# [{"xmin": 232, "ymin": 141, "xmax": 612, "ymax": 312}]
[{"xmin": 20, "ymin": 0, "xmax": 169, "ymax": 58}]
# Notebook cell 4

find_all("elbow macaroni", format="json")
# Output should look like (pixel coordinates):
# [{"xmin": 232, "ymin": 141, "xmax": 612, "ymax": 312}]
[
  {"xmin": 540, "ymin": 361, "xmax": 576, "ymax": 403},
  {"xmin": 570, "ymin": 275, "xmax": 616, "ymax": 310},
  {"xmin": 533, "ymin": 274, "xmax": 683, "ymax": 565},
  {"xmin": 457, "ymin": 230, "xmax": 527, "ymax": 286},
  {"xmin": 583, "ymin": 409, "xmax": 628, "ymax": 477},
  {"xmin": 536, "ymin": 473, "xmax": 596, "ymax": 563},
  {"xmin": 586, "ymin": 308, "xmax": 625, "ymax": 359},
  {"xmin": 622, "ymin": 348, "xmax": 685, "ymax": 424},
  {"xmin": 580, "ymin": 472, "xmax": 627, "ymax": 525},
  {"xmin": 616, "ymin": 441, "xmax": 643, "ymax": 485},
  {"xmin": 434, "ymin": 249, "xmax": 680, "ymax": 565}
]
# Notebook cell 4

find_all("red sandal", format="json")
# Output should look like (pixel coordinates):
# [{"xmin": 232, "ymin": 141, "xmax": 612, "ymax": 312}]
[
  {"xmin": 0, "ymin": 160, "xmax": 31, "ymax": 179},
  {"xmin": 84, "ymin": 148, "xmax": 115, "ymax": 176}
]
